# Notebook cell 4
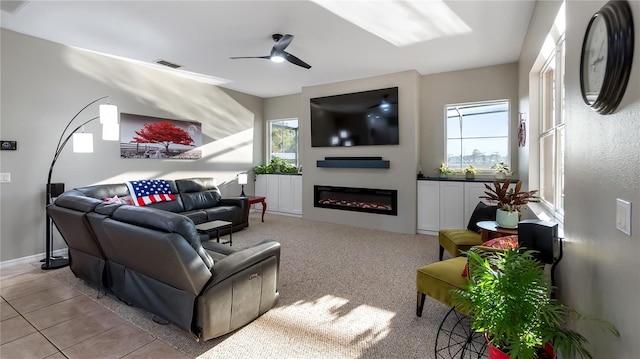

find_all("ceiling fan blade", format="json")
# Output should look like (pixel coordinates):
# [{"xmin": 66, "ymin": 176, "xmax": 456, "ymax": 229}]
[
  {"xmin": 230, "ymin": 56, "xmax": 270, "ymax": 60},
  {"xmin": 283, "ymin": 51, "xmax": 311, "ymax": 69},
  {"xmin": 273, "ymin": 34, "xmax": 294, "ymax": 52}
]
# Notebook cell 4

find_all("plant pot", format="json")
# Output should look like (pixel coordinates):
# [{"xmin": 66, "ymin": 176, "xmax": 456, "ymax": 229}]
[
  {"xmin": 488, "ymin": 341, "xmax": 555, "ymax": 359},
  {"xmin": 496, "ymin": 209, "xmax": 519, "ymax": 228},
  {"xmin": 495, "ymin": 172, "xmax": 506, "ymax": 180},
  {"xmin": 465, "ymin": 172, "xmax": 475, "ymax": 180},
  {"xmin": 486, "ymin": 334, "xmax": 555, "ymax": 359},
  {"xmin": 439, "ymin": 173, "xmax": 448, "ymax": 179}
]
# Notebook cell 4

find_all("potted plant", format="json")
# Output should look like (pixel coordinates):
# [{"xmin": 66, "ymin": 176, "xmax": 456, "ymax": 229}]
[
  {"xmin": 253, "ymin": 157, "xmax": 298, "ymax": 174},
  {"xmin": 480, "ymin": 179, "xmax": 538, "ymax": 228},
  {"xmin": 464, "ymin": 165, "xmax": 477, "ymax": 180},
  {"xmin": 452, "ymin": 248, "xmax": 619, "ymax": 359},
  {"xmin": 437, "ymin": 163, "xmax": 455, "ymax": 178},
  {"xmin": 492, "ymin": 162, "xmax": 510, "ymax": 180}
]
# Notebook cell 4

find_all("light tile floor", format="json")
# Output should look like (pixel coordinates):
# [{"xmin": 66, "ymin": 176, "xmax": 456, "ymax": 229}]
[{"xmin": 0, "ymin": 262, "xmax": 189, "ymax": 358}]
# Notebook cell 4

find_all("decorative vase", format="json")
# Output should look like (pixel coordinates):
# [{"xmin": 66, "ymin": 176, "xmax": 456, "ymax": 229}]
[
  {"xmin": 495, "ymin": 172, "xmax": 506, "ymax": 180},
  {"xmin": 439, "ymin": 173, "xmax": 447, "ymax": 179},
  {"xmin": 465, "ymin": 172, "xmax": 474, "ymax": 180},
  {"xmin": 496, "ymin": 209, "xmax": 519, "ymax": 228}
]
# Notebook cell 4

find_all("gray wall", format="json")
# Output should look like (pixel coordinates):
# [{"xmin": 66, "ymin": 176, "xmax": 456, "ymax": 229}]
[
  {"xmin": 0, "ymin": 29, "xmax": 263, "ymax": 261},
  {"xmin": 420, "ymin": 63, "xmax": 519, "ymax": 178},
  {"xmin": 263, "ymin": 66, "xmax": 520, "ymax": 234},
  {"xmin": 520, "ymin": 1, "xmax": 640, "ymax": 356}
]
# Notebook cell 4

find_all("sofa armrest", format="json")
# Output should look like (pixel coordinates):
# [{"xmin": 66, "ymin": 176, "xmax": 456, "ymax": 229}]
[
  {"xmin": 219, "ymin": 197, "xmax": 249, "ymax": 225},
  {"xmin": 206, "ymin": 239, "xmax": 280, "ymax": 287},
  {"xmin": 196, "ymin": 239, "xmax": 280, "ymax": 341},
  {"xmin": 219, "ymin": 197, "xmax": 248, "ymax": 210}
]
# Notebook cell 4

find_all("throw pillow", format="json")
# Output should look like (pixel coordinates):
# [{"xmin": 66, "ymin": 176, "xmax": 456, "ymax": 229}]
[
  {"xmin": 483, "ymin": 235, "xmax": 519, "ymax": 249},
  {"xmin": 126, "ymin": 179, "xmax": 176, "ymax": 207},
  {"xmin": 462, "ymin": 235, "xmax": 519, "ymax": 277},
  {"xmin": 102, "ymin": 195, "xmax": 123, "ymax": 204},
  {"xmin": 467, "ymin": 201, "xmax": 498, "ymax": 233},
  {"xmin": 102, "ymin": 195, "xmax": 135, "ymax": 205}
]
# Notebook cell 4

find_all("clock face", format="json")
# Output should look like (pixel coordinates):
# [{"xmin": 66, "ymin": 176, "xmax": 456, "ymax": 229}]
[
  {"xmin": 579, "ymin": 0, "xmax": 634, "ymax": 115},
  {"xmin": 582, "ymin": 14, "xmax": 608, "ymax": 103}
]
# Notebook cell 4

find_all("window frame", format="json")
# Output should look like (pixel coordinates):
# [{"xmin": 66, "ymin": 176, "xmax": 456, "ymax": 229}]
[
  {"xmin": 537, "ymin": 36, "xmax": 565, "ymax": 222},
  {"xmin": 266, "ymin": 118, "xmax": 299, "ymax": 167},
  {"xmin": 444, "ymin": 99, "xmax": 512, "ymax": 172}
]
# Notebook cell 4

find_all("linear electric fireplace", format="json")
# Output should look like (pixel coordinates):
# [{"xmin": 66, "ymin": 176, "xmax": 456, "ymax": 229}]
[{"xmin": 314, "ymin": 185, "xmax": 397, "ymax": 216}]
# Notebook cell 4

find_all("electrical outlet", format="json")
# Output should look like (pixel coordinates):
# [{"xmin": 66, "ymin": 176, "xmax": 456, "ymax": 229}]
[
  {"xmin": 616, "ymin": 198, "xmax": 631, "ymax": 236},
  {"xmin": 0, "ymin": 173, "xmax": 10, "ymax": 183}
]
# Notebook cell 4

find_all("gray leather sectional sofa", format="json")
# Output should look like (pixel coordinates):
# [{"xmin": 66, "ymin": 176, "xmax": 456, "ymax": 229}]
[{"xmin": 47, "ymin": 177, "xmax": 280, "ymax": 341}]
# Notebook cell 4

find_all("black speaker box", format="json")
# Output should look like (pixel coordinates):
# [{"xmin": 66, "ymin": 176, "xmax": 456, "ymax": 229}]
[
  {"xmin": 47, "ymin": 183, "xmax": 65, "ymax": 197},
  {"xmin": 518, "ymin": 219, "xmax": 558, "ymax": 264}
]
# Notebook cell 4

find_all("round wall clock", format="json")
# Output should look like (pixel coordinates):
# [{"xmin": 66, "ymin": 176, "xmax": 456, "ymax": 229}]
[{"xmin": 579, "ymin": 0, "xmax": 634, "ymax": 115}]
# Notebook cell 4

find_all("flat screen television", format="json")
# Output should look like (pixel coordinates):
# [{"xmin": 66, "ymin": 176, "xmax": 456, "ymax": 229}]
[{"xmin": 310, "ymin": 87, "xmax": 399, "ymax": 147}]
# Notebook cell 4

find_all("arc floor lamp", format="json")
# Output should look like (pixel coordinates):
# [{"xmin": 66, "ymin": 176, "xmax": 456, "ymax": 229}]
[{"xmin": 42, "ymin": 96, "xmax": 119, "ymax": 270}]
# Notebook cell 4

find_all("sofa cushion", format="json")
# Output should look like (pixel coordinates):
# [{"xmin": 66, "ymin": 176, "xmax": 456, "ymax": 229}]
[
  {"xmin": 203, "ymin": 206, "xmax": 242, "ymax": 224},
  {"xmin": 145, "ymin": 196, "xmax": 186, "ymax": 213},
  {"xmin": 181, "ymin": 210, "xmax": 209, "ymax": 225},
  {"xmin": 416, "ymin": 256, "xmax": 469, "ymax": 308},
  {"xmin": 76, "ymin": 183, "xmax": 130, "ymax": 199},
  {"xmin": 176, "ymin": 178, "xmax": 222, "ymax": 212},
  {"xmin": 54, "ymin": 192, "xmax": 103, "ymax": 212},
  {"xmin": 111, "ymin": 206, "xmax": 213, "ymax": 269}
]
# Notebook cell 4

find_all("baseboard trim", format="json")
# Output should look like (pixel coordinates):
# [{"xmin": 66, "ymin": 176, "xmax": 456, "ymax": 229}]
[{"xmin": 0, "ymin": 248, "xmax": 68, "ymax": 268}]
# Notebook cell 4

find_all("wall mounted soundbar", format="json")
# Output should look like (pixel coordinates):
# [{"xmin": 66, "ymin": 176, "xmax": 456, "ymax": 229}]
[{"xmin": 316, "ymin": 157, "xmax": 390, "ymax": 169}]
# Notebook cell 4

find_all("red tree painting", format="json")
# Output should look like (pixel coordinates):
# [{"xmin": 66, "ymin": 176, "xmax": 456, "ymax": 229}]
[{"xmin": 133, "ymin": 121, "xmax": 194, "ymax": 153}]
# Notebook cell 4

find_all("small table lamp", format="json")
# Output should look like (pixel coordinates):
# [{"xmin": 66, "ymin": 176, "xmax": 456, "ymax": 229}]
[{"xmin": 237, "ymin": 173, "xmax": 248, "ymax": 197}]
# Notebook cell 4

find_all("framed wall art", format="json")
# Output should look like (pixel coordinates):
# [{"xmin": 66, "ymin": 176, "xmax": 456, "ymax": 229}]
[{"xmin": 120, "ymin": 113, "xmax": 202, "ymax": 159}]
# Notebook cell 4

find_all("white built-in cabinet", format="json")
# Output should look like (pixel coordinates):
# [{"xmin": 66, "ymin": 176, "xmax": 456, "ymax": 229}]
[
  {"xmin": 439, "ymin": 182, "xmax": 465, "ymax": 230},
  {"xmin": 417, "ymin": 180, "xmax": 493, "ymax": 235},
  {"xmin": 255, "ymin": 174, "xmax": 302, "ymax": 216},
  {"xmin": 417, "ymin": 181, "xmax": 439, "ymax": 233},
  {"xmin": 464, "ymin": 182, "xmax": 489, "ymax": 225}
]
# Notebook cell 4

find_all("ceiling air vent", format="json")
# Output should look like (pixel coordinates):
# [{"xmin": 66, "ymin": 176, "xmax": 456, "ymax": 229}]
[{"xmin": 155, "ymin": 60, "xmax": 182, "ymax": 69}]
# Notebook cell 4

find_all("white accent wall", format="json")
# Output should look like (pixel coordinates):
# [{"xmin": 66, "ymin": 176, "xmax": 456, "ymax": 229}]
[{"xmin": 300, "ymin": 71, "xmax": 421, "ymax": 234}]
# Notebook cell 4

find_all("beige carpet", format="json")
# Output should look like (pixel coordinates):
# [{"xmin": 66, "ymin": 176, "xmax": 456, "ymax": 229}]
[{"xmin": 49, "ymin": 212, "xmax": 452, "ymax": 358}]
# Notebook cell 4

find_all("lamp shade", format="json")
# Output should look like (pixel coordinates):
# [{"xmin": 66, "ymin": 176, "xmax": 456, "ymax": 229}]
[
  {"xmin": 72, "ymin": 132, "xmax": 94, "ymax": 153},
  {"xmin": 238, "ymin": 173, "xmax": 248, "ymax": 185},
  {"xmin": 102, "ymin": 123, "xmax": 119, "ymax": 141},
  {"xmin": 99, "ymin": 104, "xmax": 119, "ymax": 125}
]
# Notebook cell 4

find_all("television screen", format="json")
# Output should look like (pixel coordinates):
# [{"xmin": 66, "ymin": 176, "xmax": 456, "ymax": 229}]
[{"xmin": 310, "ymin": 87, "xmax": 399, "ymax": 147}]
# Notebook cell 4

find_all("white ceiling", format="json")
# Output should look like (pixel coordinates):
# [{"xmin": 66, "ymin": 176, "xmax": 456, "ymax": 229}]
[{"xmin": 1, "ymin": 0, "xmax": 536, "ymax": 98}]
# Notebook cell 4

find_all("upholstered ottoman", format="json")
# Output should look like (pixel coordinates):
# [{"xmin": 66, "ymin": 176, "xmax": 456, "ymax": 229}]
[
  {"xmin": 438, "ymin": 229, "xmax": 482, "ymax": 261},
  {"xmin": 416, "ymin": 256, "xmax": 468, "ymax": 316}
]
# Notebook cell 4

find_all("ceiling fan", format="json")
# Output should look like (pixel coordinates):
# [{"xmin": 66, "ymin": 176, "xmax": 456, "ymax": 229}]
[{"xmin": 230, "ymin": 34, "xmax": 312, "ymax": 69}]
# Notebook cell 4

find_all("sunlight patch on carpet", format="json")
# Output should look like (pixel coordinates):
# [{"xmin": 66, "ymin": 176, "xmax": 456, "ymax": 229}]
[{"xmin": 197, "ymin": 294, "xmax": 395, "ymax": 358}]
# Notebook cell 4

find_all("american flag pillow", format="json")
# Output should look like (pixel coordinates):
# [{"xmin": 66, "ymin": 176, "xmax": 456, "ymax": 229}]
[{"xmin": 125, "ymin": 179, "xmax": 176, "ymax": 207}]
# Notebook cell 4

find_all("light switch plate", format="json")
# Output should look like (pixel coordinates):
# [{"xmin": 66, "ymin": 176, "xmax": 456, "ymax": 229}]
[{"xmin": 616, "ymin": 198, "xmax": 631, "ymax": 236}]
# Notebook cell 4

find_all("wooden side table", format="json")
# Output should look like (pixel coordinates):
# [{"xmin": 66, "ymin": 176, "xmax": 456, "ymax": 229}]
[
  {"xmin": 245, "ymin": 195, "xmax": 266, "ymax": 222},
  {"xmin": 476, "ymin": 220, "xmax": 518, "ymax": 242}
]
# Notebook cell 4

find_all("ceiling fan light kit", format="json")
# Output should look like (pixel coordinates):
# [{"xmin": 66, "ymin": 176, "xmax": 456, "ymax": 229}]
[{"xmin": 231, "ymin": 33, "xmax": 312, "ymax": 69}]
